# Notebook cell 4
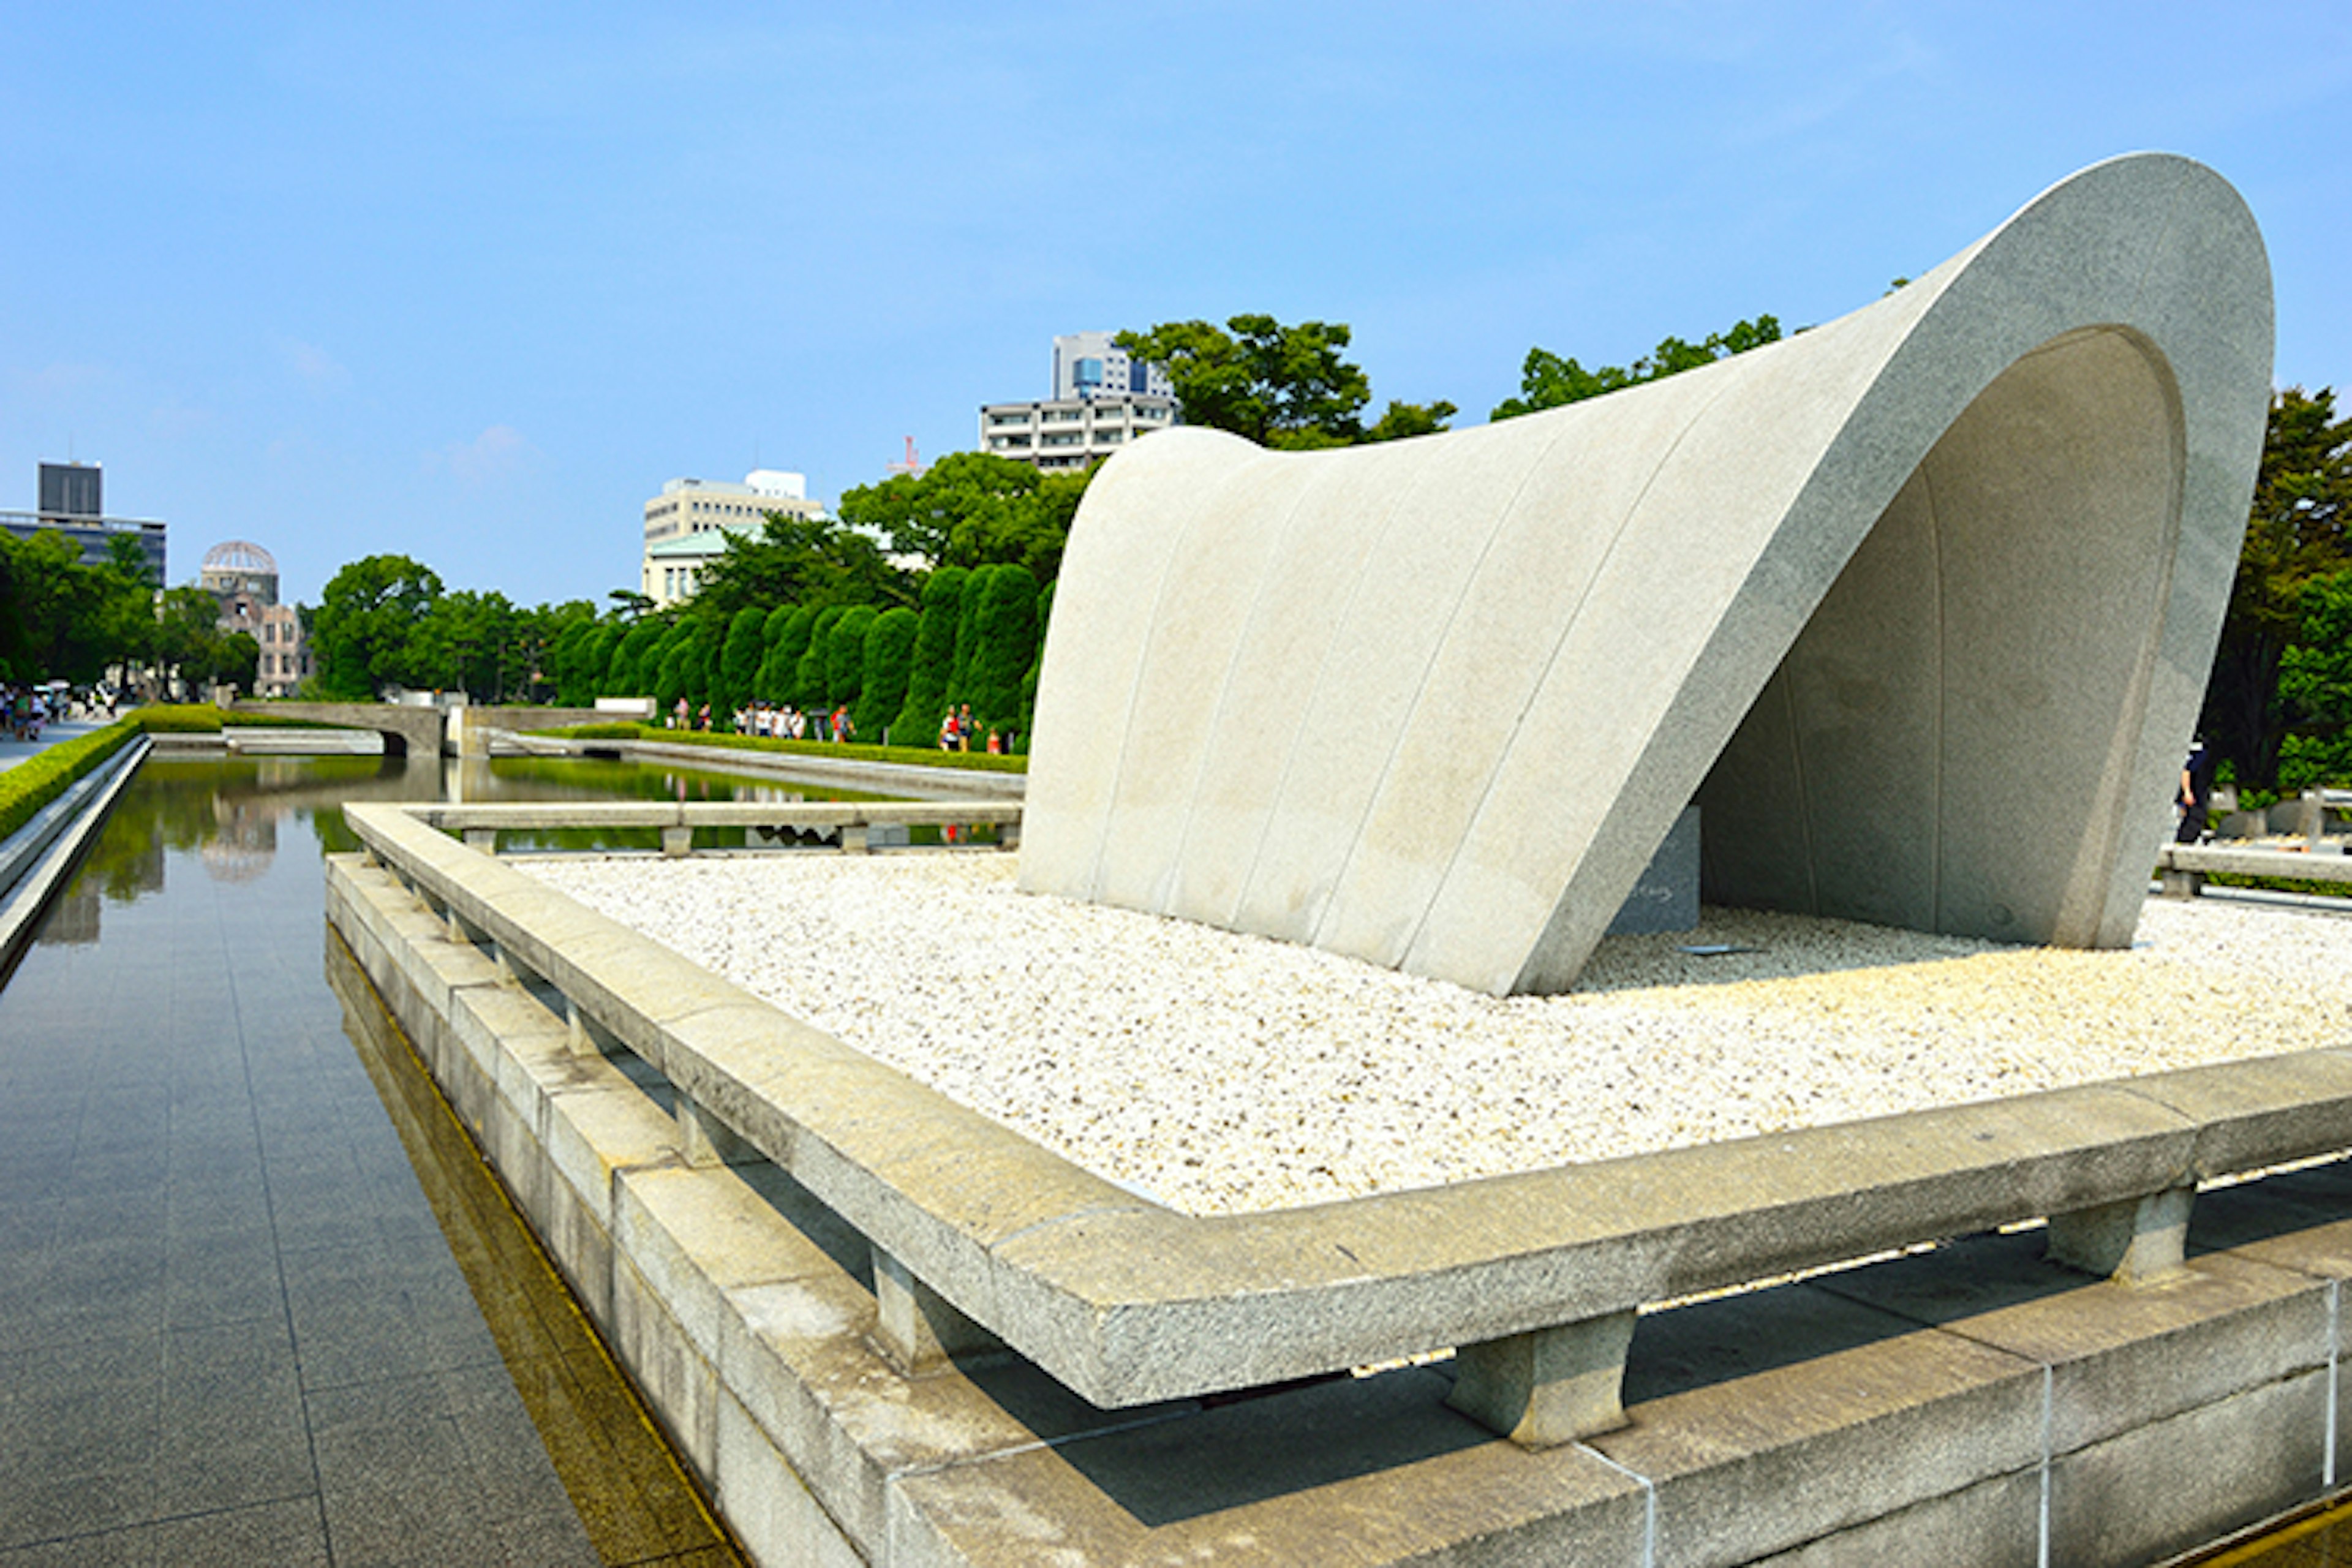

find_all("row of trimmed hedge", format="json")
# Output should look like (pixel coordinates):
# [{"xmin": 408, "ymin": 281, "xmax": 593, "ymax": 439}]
[
  {"xmin": 549, "ymin": 723, "xmax": 1028, "ymax": 775},
  {"xmin": 132, "ymin": 704, "xmax": 339, "ymax": 733},
  {"xmin": 0, "ymin": 717, "xmax": 140, "ymax": 845}
]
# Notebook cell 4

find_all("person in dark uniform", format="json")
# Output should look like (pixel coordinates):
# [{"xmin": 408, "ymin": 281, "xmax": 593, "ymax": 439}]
[{"xmin": 2176, "ymin": 736, "xmax": 2215, "ymax": 844}]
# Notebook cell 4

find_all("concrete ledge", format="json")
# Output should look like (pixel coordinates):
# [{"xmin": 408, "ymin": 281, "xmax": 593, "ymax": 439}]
[
  {"xmin": 514, "ymin": 734, "xmax": 1027, "ymax": 802},
  {"xmin": 0, "ymin": 735, "xmax": 148, "ymax": 970},
  {"xmin": 325, "ymin": 853, "xmax": 2352, "ymax": 1564},
  {"xmin": 2158, "ymin": 842, "xmax": 2352, "ymax": 891},
  {"xmin": 344, "ymin": 799, "xmax": 2352, "ymax": 1427}
]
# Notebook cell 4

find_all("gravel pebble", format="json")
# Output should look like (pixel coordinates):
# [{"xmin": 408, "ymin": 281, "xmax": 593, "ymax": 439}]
[{"xmin": 517, "ymin": 851, "xmax": 2352, "ymax": 1217}]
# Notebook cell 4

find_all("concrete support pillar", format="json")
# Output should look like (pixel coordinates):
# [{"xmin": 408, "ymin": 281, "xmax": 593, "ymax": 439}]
[
  {"xmin": 676, "ymin": 1098, "xmax": 728, "ymax": 1169},
  {"xmin": 464, "ymin": 827, "xmax": 497, "ymax": 854},
  {"xmin": 2158, "ymin": 868, "xmax": 2205, "ymax": 899},
  {"xmin": 1446, "ymin": 1309, "xmax": 1639, "ymax": 1449},
  {"xmin": 2048, "ymin": 1185, "xmax": 2194, "ymax": 1284},
  {"xmin": 872, "ymin": 1247, "xmax": 1003, "ymax": 1376},
  {"xmin": 565, "ymin": 998, "xmax": 612, "ymax": 1058},
  {"xmin": 841, "ymin": 824, "xmax": 870, "ymax": 855},
  {"xmin": 662, "ymin": 825, "xmax": 693, "ymax": 858}
]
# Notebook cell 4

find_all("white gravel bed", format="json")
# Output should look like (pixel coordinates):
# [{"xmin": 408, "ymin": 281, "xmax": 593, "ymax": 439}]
[{"xmin": 516, "ymin": 851, "xmax": 2352, "ymax": 1218}]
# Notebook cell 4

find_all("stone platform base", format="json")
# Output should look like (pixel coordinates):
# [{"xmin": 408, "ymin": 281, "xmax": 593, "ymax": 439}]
[{"xmin": 326, "ymin": 848, "xmax": 2352, "ymax": 1567}]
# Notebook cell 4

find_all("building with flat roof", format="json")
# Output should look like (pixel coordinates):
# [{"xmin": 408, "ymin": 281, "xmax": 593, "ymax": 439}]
[
  {"xmin": 980, "ymin": 333, "xmax": 1179, "ymax": 474},
  {"xmin": 641, "ymin": 469, "xmax": 826, "ymax": 608},
  {"xmin": 2, "ymin": 461, "xmax": 168, "ymax": 582}
]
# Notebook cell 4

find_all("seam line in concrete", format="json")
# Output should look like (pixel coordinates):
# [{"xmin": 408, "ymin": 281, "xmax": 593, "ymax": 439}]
[
  {"xmin": 1577, "ymin": 1442, "xmax": 1656, "ymax": 1568},
  {"xmin": 887, "ymin": 1404, "xmax": 1201, "ymax": 1482},
  {"xmin": 2037, "ymin": 1362, "xmax": 2054, "ymax": 1568},
  {"xmin": 988, "ymin": 1202, "xmax": 1159, "ymax": 1253},
  {"xmin": 2330, "ymin": 1278, "xmax": 2342, "ymax": 1488}
]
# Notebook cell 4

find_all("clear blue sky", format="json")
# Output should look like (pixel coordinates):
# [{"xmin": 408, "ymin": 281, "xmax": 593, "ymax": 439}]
[{"xmin": 5, "ymin": 4, "xmax": 2346, "ymax": 608}]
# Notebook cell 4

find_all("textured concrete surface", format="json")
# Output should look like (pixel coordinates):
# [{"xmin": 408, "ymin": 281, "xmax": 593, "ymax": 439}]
[{"xmin": 1022, "ymin": 154, "xmax": 2272, "ymax": 994}]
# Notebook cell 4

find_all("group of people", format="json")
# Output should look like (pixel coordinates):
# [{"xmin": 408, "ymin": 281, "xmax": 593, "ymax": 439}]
[
  {"xmin": 4, "ymin": 684, "xmax": 105, "ymax": 742},
  {"xmin": 937, "ymin": 704, "xmax": 1006, "ymax": 754},
  {"xmin": 647, "ymin": 695, "xmax": 1010, "ymax": 752},
  {"xmin": 706, "ymin": 701, "xmax": 858, "ymax": 743},
  {"xmin": 5, "ymin": 685, "xmax": 55, "ymax": 742}
]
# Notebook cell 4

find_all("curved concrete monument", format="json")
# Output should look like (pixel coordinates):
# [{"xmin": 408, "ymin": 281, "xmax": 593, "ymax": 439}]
[{"xmin": 1021, "ymin": 154, "xmax": 2274, "ymax": 995}]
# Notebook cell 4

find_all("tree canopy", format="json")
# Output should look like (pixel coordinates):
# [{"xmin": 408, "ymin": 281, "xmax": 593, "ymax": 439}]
[
  {"xmin": 835, "ymin": 451, "xmax": 1090, "ymax": 581},
  {"xmin": 685, "ymin": 511, "xmax": 914, "ymax": 620},
  {"xmin": 1489, "ymin": 315, "xmax": 1784, "ymax": 421},
  {"xmin": 311, "ymin": 554, "xmax": 446, "ymax": 700},
  {"xmin": 2202, "ymin": 387, "xmax": 2352, "ymax": 785},
  {"xmin": 1116, "ymin": 314, "xmax": 1378, "ymax": 448}
]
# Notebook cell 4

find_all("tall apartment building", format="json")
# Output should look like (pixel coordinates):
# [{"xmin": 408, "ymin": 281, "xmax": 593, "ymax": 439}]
[
  {"xmin": 979, "ymin": 332, "xmax": 1179, "ymax": 473},
  {"xmin": 2, "ymin": 461, "xmax": 168, "ymax": 582},
  {"xmin": 641, "ymin": 469, "xmax": 825, "ymax": 608}
]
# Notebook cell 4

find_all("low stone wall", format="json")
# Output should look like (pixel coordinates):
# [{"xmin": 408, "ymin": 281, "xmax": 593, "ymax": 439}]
[
  {"xmin": 0, "ymin": 736, "xmax": 148, "ymax": 968},
  {"xmin": 512, "ymin": 734, "xmax": 1027, "ymax": 802},
  {"xmin": 328, "ymin": 800, "xmax": 2352, "ymax": 1565},
  {"xmin": 2160, "ymin": 840, "xmax": 2352, "ymax": 899}
]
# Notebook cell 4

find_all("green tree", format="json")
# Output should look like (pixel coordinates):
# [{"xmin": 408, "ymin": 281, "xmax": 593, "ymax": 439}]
[
  {"xmin": 894, "ymin": 566, "xmax": 968, "ymax": 744},
  {"xmin": 755, "ymin": 605, "xmax": 814, "ymax": 705},
  {"xmin": 861, "ymin": 606, "xmax": 920, "ymax": 743},
  {"xmin": 1365, "ymin": 398, "xmax": 1459, "ymax": 443},
  {"xmin": 824, "ymin": 605, "xmax": 878, "ymax": 729},
  {"xmin": 1489, "ymin": 315, "xmax": 1784, "ymax": 421},
  {"xmin": 796, "ymin": 605, "xmax": 847, "ymax": 709},
  {"xmin": 836, "ymin": 453, "xmax": 1091, "ymax": 580},
  {"xmin": 969, "ymin": 564, "xmax": 1040, "ymax": 738},
  {"xmin": 2276, "ymin": 567, "xmax": 2352, "ymax": 792},
  {"xmin": 607, "ymin": 616, "xmax": 669, "ymax": 698},
  {"xmin": 949, "ymin": 564, "xmax": 992, "ymax": 709},
  {"xmin": 2203, "ymin": 388, "xmax": 2352, "ymax": 786},
  {"xmin": 1117, "ymin": 314, "xmax": 1373, "ymax": 448},
  {"xmin": 410, "ymin": 589, "xmax": 521, "ymax": 699},
  {"xmin": 652, "ymin": 616, "xmax": 709, "ymax": 716},
  {"xmin": 313, "ymin": 554, "xmax": 443, "ymax": 699},
  {"xmin": 0, "ymin": 529, "xmax": 154, "ymax": 684},
  {"xmin": 215, "ymin": 631, "xmax": 260, "ymax": 693},
  {"xmin": 688, "ymin": 511, "xmax": 913, "ymax": 617},
  {"xmin": 715, "ymin": 605, "xmax": 769, "ymax": 723}
]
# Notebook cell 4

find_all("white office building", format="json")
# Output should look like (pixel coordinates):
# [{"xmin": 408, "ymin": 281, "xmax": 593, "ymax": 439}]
[
  {"xmin": 979, "ymin": 333, "xmax": 1180, "ymax": 473},
  {"xmin": 640, "ymin": 470, "xmax": 824, "ymax": 608}
]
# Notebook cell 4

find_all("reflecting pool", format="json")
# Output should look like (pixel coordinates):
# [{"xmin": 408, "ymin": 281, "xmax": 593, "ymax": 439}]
[{"xmin": 0, "ymin": 750, "xmax": 805, "ymax": 1565}]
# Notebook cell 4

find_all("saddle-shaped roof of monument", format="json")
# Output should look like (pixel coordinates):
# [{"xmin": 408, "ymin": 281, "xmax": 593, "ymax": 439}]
[{"xmin": 1022, "ymin": 153, "xmax": 2274, "ymax": 995}]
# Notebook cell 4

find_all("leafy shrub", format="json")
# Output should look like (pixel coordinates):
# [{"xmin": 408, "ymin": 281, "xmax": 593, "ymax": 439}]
[
  {"xmin": 0, "ymin": 718, "xmax": 138, "ymax": 843},
  {"xmin": 861, "ymin": 608, "xmax": 920, "ymax": 742},
  {"xmin": 895, "ymin": 567, "xmax": 967, "ymax": 745}
]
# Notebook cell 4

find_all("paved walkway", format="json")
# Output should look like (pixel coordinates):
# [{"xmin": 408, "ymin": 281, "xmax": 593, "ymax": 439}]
[{"xmin": 0, "ymin": 718, "xmax": 109, "ymax": 774}]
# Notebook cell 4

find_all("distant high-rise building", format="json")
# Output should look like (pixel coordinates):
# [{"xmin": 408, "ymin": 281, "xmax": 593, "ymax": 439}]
[
  {"xmin": 38, "ymin": 461, "xmax": 101, "ymax": 518},
  {"xmin": 1050, "ymin": 331, "xmax": 1175, "ymax": 402},
  {"xmin": 4, "ymin": 460, "xmax": 167, "ymax": 583},
  {"xmin": 979, "ymin": 333, "xmax": 1179, "ymax": 474}
]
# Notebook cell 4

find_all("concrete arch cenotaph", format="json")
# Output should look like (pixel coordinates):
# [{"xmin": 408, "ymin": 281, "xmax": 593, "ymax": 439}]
[{"xmin": 1020, "ymin": 153, "xmax": 2274, "ymax": 996}]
